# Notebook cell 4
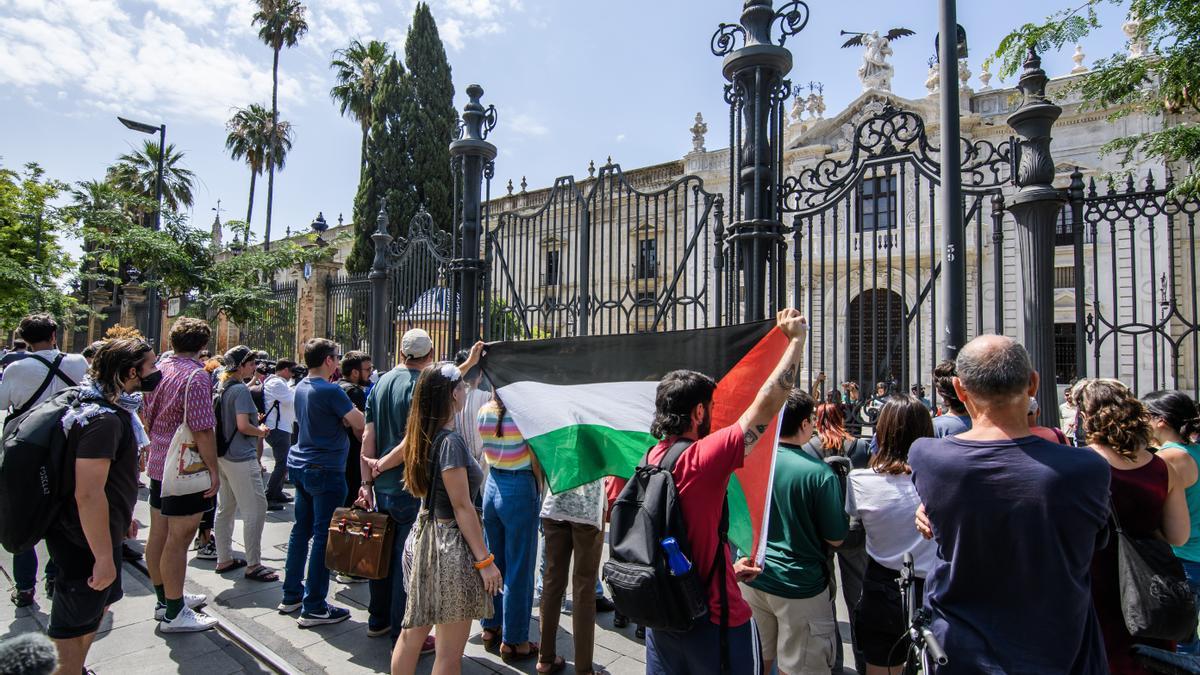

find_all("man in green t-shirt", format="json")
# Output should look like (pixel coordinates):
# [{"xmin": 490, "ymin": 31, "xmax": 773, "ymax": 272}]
[{"xmin": 733, "ymin": 389, "xmax": 847, "ymax": 675}]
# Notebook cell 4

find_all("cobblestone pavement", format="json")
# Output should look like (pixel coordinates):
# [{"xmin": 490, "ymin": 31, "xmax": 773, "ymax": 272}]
[{"xmin": 1, "ymin": 455, "xmax": 855, "ymax": 673}]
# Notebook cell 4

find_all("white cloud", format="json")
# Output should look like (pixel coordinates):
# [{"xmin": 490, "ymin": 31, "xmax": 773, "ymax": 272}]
[
  {"xmin": 615, "ymin": 133, "xmax": 626, "ymax": 142},
  {"xmin": 507, "ymin": 110, "xmax": 549, "ymax": 138},
  {"xmin": 0, "ymin": 1, "xmax": 303, "ymax": 124}
]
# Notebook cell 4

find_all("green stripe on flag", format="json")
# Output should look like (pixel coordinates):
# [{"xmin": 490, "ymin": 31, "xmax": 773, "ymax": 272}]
[
  {"xmin": 527, "ymin": 424, "xmax": 659, "ymax": 493},
  {"xmin": 726, "ymin": 474, "xmax": 753, "ymax": 557}
]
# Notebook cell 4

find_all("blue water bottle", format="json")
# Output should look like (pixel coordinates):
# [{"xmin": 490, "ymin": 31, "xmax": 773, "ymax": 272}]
[{"xmin": 662, "ymin": 537, "xmax": 692, "ymax": 575}]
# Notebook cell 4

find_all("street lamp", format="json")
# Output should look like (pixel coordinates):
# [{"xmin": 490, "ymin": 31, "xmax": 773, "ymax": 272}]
[
  {"xmin": 936, "ymin": 2, "xmax": 967, "ymax": 360},
  {"xmin": 118, "ymin": 115, "xmax": 167, "ymax": 350}
]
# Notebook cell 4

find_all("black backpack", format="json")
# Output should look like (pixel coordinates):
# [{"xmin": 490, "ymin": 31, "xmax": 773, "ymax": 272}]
[
  {"xmin": 603, "ymin": 439, "xmax": 730, "ymax": 644},
  {"xmin": 7, "ymin": 354, "xmax": 77, "ymax": 420},
  {"xmin": 0, "ymin": 388, "xmax": 113, "ymax": 553},
  {"xmin": 212, "ymin": 382, "xmax": 238, "ymax": 457}
]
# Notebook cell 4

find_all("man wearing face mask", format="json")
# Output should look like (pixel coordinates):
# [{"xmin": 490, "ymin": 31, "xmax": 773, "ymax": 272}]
[
  {"xmin": 2, "ymin": 314, "xmax": 87, "ymax": 609},
  {"xmin": 46, "ymin": 338, "xmax": 158, "ymax": 673}
]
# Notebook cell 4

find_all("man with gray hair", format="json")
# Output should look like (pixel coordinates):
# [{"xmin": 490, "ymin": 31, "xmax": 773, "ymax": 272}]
[{"xmin": 909, "ymin": 334, "xmax": 1110, "ymax": 673}]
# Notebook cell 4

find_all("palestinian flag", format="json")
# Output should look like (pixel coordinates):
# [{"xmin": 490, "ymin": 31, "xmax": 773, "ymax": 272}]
[{"xmin": 482, "ymin": 319, "xmax": 789, "ymax": 559}]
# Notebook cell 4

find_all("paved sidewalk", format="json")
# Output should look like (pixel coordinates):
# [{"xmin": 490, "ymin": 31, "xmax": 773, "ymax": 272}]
[{"xmin": 1, "ymin": 459, "xmax": 855, "ymax": 673}]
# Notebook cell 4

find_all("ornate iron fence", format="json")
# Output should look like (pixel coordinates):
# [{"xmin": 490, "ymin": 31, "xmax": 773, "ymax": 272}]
[
  {"xmin": 1077, "ymin": 170, "xmax": 1200, "ymax": 399},
  {"xmin": 387, "ymin": 207, "xmax": 456, "ymax": 360},
  {"xmin": 240, "ymin": 280, "xmax": 298, "ymax": 360},
  {"xmin": 781, "ymin": 101, "xmax": 1012, "ymax": 405},
  {"xmin": 325, "ymin": 272, "xmax": 372, "ymax": 355},
  {"xmin": 485, "ymin": 162, "xmax": 721, "ymax": 340}
]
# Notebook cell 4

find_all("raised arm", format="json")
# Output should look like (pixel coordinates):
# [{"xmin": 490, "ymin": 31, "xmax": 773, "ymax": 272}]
[{"xmin": 736, "ymin": 308, "xmax": 808, "ymax": 456}]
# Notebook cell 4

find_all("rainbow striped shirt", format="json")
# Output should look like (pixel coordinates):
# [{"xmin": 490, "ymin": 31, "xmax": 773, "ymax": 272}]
[{"xmin": 477, "ymin": 401, "xmax": 534, "ymax": 470}]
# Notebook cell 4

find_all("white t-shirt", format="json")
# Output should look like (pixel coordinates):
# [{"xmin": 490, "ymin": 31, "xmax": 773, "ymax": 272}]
[
  {"xmin": 0, "ymin": 348, "xmax": 89, "ymax": 414},
  {"xmin": 846, "ymin": 468, "xmax": 938, "ymax": 579},
  {"xmin": 262, "ymin": 373, "xmax": 296, "ymax": 431}
]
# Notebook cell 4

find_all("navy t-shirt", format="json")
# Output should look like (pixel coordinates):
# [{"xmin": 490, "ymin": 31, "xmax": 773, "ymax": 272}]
[
  {"xmin": 289, "ymin": 376, "xmax": 354, "ymax": 471},
  {"xmin": 909, "ymin": 435, "xmax": 1110, "ymax": 674}
]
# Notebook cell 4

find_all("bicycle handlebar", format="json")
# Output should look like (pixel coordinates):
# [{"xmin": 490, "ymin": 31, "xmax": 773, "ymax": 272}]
[{"xmin": 921, "ymin": 626, "xmax": 948, "ymax": 666}]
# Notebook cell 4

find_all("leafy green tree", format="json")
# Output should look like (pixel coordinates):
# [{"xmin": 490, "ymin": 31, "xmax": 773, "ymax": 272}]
[
  {"xmin": 992, "ymin": 0, "xmax": 1200, "ymax": 197},
  {"xmin": 107, "ymin": 140, "xmax": 196, "ymax": 220},
  {"xmin": 252, "ymin": 0, "xmax": 308, "ymax": 250},
  {"xmin": 0, "ymin": 162, "xmax": 77, "ymax": 333},
  {"xmin": 226, "ymin": 103, "xmax": 293, "ymax": 233},
  {"xmin": 347, "ymin": 57, "xmax": 416, "ymax": 273},
  {"xmin": 330, "ymin": 39, "xmax": 393, "ymax": 170},
  {"xmin": 402, "ymin": 2, "xmax": 457, "ymax": 239}
]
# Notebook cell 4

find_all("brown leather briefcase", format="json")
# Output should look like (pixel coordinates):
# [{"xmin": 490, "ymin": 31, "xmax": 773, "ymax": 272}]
[{"xmin": 325, "ymin": 507, "xmax": 395, "ymax": 580}]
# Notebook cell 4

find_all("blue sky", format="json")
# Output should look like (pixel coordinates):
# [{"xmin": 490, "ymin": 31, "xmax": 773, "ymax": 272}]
[{"xmin": 1, "ymin": 0, "xmax": 1132, "ymax": 255}]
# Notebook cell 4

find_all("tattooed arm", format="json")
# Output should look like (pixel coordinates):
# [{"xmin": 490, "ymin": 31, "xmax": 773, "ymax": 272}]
[{"xmin": 738, "ymin": 308, "xmax": 808, "ymax": 457}]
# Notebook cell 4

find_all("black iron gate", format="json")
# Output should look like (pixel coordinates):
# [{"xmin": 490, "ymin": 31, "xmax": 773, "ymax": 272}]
[
  {"xmin": 485, "ymin": 162, "xmax": 722, "ymax": 339},
  {"xmin": 325, "ymin": 272, "xmax": 371, "ymax": 354},
  {"xmin": 1078, "ymin": 171, "xmax": 1200, "ymax": 399},
  {"xmin": 241, "ymin": 280, "xmax": 298, "ymax": 360},
  {"xmin": 780, "ymin": 102, "xmax": 1012, "ymax": 402},
  {"xmin": 387, "ymin": 206, "xmax": 455, "ymax": 360}
]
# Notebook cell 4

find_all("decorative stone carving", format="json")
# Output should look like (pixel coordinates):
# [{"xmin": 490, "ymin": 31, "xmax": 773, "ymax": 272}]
[
  {"xmin": 856, "ymin": 31, "xmax": 895, "ymax": 92},
  {"xmin": 979, "ymin": 62, "xmax": 993, "ymax": 90},
  {"xmin": 689, "ymin": 112, "xmax": 708, "ymax": 154},
  {"xmin": 806, "ymin": 89, "xmax": 825, "ymax": 119},
  {"xmin": 1123, "ymin": 14, "xmax": 1147, "ymax": 58},
  {"xmin": 1071, "ymin": 45, "xmax": 1088, "ymax": 74},
  {"xmin": 958, "ymin": 58, "xmax": 971, "ymax": 89},
  {"xmin": 925, "ymin": 62, "xmax": 939, "ymax": 96}
]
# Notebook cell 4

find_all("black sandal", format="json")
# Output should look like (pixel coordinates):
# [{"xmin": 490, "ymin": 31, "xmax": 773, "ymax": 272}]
[
  {"xmin": 500, "ymin": 641, "xmax": 539, "ymax": 663},
  {"xmin": 479, "ymin": 628, "xmax": 500, "ymax": 650},
  {"xmin": 215, "ymin": 558, "xmax": 247, "ymax": 573},
  {"xmin": 244, "ymin": 566, "xmax": 278, "ymax": 582},
  {"xmin": 535, "ymin": 656, "xmax": 565, "ymax": 673}
]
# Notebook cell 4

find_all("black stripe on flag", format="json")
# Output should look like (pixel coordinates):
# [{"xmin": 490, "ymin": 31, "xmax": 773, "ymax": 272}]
[{"xmin": 482, "ymin": 319, "xmax": 774, "ymax": 388}]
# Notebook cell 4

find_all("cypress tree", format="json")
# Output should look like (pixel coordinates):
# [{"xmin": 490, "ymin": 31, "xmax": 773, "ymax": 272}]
[
  {"xmin": 402, "ymin": 2, "xmax": 456, "ymax": 237},
  {"xmin": 347, "ymin": 57, "xmax": 418, "ymax": 272}
]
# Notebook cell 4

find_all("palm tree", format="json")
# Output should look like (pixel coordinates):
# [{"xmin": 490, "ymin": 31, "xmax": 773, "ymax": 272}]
[
  {"xmin": 107, "ymin": 140, "xmax": 196, "ymax": 218},
  {"xmin": 225, "ymin": 103, "xmax": 293, "ymax": 235},
  {"xmin": 252, "ymin": 0, "xmax": 308, "ymax": 250},
  {"xmin": 329, "ymin": 39, "xmax": 392, "ymax": 168}
]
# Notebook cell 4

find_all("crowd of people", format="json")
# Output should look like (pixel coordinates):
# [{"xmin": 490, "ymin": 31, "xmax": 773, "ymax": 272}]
[{"xmin": 7, "ymin": 307, "xmax": 1200, "ymax": 675}]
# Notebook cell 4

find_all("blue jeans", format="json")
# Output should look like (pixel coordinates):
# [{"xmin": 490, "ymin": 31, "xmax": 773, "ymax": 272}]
[
  {"xmin": 13, "ymin": 549, "xmax": 56, "ymax": 592},
  {"xmin": 367, "ymin": 490, "xmax": 420, "ymax": 637},
  {"xmin": 264, "ymin": 429, "xmax": 292, "ymax": 499},
  {"xmin": 480, "ymin": 469, "xmax": 541, "ymax": 644},
  {"xmin": 1179, "ymin": 559, "xmax": 1200, "ymax": 654},
  {"xmin": 282, "ymin": 465, "xmax": 347, "ymax": 614}
]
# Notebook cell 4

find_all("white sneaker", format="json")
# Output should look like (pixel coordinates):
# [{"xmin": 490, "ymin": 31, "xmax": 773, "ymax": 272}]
[
  {"xmin": 335, "ymin": 573, "xmax": 367, "ymax": 584},
  {"xmin": 159, "ymin": 605, "xmax": 217, "ymax": 633},
  {"xmin": 154, "ymin": 593, "xmax": 208, "ymax": 621}
]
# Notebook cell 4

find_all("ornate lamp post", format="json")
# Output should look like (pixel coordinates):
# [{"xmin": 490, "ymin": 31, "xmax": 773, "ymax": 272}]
[
  {"xmin": 1007, "ymin": 50, "xmax": 1067, "ymax": 427},
  {"xmin": 118, "ymin": 115, "xmax": 166, "ymax": 350},
  {"xmin": 712, "ymin": 0, "xmax": 808, "ymax": 321},
  {"xmin": 449, "ymin": 84, "xmax": 497, "ymax": 349}
]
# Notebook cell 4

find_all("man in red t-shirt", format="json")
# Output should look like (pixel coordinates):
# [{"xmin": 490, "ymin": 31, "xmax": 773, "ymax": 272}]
[{"xmin": 644, "ymin": 308, "xmax": 808, "ymax": 675}]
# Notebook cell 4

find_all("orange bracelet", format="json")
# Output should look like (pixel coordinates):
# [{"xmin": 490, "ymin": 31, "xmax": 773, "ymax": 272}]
[{"xmin": 473, "ymin": 553, "xmax": 495, "ymax": 570}]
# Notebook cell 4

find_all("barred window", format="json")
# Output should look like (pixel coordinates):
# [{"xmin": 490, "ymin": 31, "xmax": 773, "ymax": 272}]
[
  {"xmin": 858, "ymin": 175, "xmax": 897, "ymax": 231},
  {"xmin": 1054, "ymin": 322, "xmax": 1078, "ymax": 384},
  {"xmin": 636, "ymin": 239, "xmax": 658, "ymax": 279},
  {"xmin": 544, "ymin": 250, "xmax": 560, "ymax": 286}
]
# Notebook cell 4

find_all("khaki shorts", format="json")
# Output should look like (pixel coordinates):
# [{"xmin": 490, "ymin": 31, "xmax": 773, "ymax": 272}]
[{"xmin": 740, "ymin": 583, "xmax": 837, "ymax": 675}]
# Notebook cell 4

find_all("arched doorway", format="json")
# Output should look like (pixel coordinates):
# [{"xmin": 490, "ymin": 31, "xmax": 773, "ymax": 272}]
[{"xmin": 846, "ymin": 289, "xmax": 907, "ymax": 391}]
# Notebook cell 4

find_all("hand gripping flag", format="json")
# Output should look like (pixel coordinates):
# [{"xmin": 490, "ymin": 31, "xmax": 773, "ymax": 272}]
[{"xmin": 482, "ymin": 319, "xmax": 789, "ymax": 560}]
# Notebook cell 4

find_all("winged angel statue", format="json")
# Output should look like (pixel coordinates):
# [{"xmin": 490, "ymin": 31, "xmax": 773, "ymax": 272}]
[{"xmin": 841, "ymin": 28, "xmax": 915, "ymax": 92}]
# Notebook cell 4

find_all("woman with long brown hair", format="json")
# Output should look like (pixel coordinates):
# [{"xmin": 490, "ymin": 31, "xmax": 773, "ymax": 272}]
[
  {"xmin": 369, "ymin": 362, "xmax": 502, "ymax": 675},
  {"xmin": 846, "ymin": 394, "xmax": 937, "ymax": 675},
  {"xmin": 1079, "ymin": 379, "xmax": 1190, "ymax": 672}
]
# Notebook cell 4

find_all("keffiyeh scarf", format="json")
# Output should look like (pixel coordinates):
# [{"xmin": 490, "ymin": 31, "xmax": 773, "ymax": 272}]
[{"xmin": 61, "ymin": 385, "xmax": 151, "ymax": 449}]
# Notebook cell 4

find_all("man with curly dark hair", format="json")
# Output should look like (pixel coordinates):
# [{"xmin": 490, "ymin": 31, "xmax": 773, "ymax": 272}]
[
  {"xmin": 931, "ymin": 359, "xmax": 971, "ymax": 437},
  {"xmin": 910, "ymin": 335, "xmax": 1110, "ymax": 673},
  {"xmin": 643, "ymin": 309, "xmax": 808, "ymax": 675}
]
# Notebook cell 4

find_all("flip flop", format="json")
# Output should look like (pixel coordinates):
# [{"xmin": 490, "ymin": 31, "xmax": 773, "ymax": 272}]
[
  {"xmin": 215, "ymin": 559, "xmax": 247, "ymax": 574},
  {"xmin": 244, "ymin": 566, "xmax": 279, "ymax": 582},
  {"xmin": 535, "ymin": 656, "xmax": 565, "ymax": 674}
]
